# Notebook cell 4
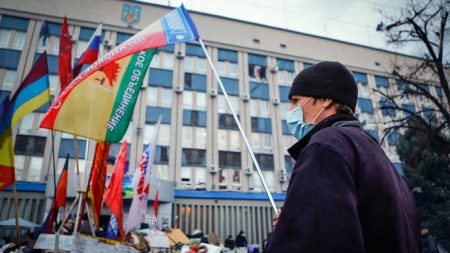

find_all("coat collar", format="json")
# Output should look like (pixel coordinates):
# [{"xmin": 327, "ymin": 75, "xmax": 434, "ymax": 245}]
[{"xmin": 287, "ymin": 113, "xmax": 359, "ymax": 160}]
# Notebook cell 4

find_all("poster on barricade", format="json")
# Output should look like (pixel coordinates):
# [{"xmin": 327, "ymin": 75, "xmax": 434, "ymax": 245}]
[{"xmin": 34, "ymin": 234, "xmax": 73, "ymax": 252}]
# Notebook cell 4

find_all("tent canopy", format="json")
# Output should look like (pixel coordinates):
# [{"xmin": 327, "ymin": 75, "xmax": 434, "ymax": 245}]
[{"xmin": 0, "ymin": 218, "xmax": 40, "ymax": 229}]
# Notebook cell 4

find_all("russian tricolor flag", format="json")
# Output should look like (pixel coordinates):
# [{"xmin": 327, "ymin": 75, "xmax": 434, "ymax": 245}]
[{"xmin": 73, "ymin": 23, "xmax": 102, "ymax": 77}]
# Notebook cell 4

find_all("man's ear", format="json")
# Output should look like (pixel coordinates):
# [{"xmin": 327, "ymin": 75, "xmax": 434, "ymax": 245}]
[{"xmin": 323, "ymin": 98, "xmax": 334, "ymax": 108}]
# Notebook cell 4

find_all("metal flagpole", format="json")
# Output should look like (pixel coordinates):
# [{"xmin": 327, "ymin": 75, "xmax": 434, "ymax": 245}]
[{"xmin": 198, "ymin": 38, "xmax": 278, "ymax": 214}]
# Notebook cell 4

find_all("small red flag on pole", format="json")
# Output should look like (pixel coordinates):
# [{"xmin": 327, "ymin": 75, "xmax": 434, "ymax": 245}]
[{"xmin": 58, "ymin": 16, "xmax": 72, "ymax": 92}]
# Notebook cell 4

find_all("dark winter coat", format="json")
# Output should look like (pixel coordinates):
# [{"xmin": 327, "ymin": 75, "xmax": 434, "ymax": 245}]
[
  {"xmin": 236, "ymin": 233, "xmax": 248, "ymax": 247},
  {"xmin": 266, "ymin": 114, "xmax": 421, "ymax": 253}
]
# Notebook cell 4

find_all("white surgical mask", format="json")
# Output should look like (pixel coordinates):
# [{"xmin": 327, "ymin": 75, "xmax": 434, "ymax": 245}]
[{"xmin": 286, "ymin": 98, "xmax": 325, "ymax": 140}]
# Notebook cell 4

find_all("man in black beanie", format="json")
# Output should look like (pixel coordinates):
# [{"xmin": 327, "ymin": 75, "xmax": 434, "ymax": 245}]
[{"xmin": 266, "ymin": 61, "xmax": 421, "ymax": 253}]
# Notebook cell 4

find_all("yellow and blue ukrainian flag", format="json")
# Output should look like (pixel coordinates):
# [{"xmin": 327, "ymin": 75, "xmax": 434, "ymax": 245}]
[{"xmin": 0, "ymin": 52, "xmax": 50, "ymax": 191}]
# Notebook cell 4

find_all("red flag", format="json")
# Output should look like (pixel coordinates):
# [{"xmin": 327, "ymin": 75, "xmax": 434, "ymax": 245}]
[
  {"xmin": 41, "ymin": 154, "xmax": 69, "ymax": 233},
  {"xmin": 89, "ymin": 141, "xmax": 110, "ymax": 226},
  {"xmin": 103, "ymin": 141, "xmax": 127, "ymax": 241},
  {"xmin": 59, "ymin": 16, "xmax": 72, "ymax": 92},
  {"xmin": 55, "ymin": 156, "xmax": 69, "ymax": 208},
  {"xmin": 153, "ymin": 185, "xmax": 159, "ymax": 218}
]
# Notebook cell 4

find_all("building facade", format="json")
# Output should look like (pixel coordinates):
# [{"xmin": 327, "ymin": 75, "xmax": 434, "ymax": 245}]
[{"xmin": 0, "ymin": 0, "xmax": 441, "ymax": 246}]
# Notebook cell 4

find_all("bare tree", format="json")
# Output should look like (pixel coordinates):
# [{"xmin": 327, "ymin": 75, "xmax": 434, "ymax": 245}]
[{"xmin": 376, "ymin": 0, "xmax": 450, "ymax": 144}]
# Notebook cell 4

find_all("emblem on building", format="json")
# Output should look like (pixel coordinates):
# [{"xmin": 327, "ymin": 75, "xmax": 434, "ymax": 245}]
[{"xmin": 121, "ymin": 4, "xmax": 141, "ymax": 27}]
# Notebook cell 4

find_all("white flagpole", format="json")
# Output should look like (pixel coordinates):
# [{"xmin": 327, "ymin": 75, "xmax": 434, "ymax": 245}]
[{"xmin": 198, "ymin": 38, "xmax": 278, "ymax": 214}]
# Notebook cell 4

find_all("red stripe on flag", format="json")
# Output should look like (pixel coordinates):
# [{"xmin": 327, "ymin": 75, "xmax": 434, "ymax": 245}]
[{"xmin": 0, "ymin": 164, "xmax": 14, "ymax": 192}]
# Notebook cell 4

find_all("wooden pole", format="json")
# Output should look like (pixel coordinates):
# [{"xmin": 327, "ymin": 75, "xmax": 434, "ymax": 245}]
[
  {"xmin": 12, "ymin": 182, "xmax": 21, "ymax": 248},
  {"xmin": 72, "ymin": 135, "xmax": 83, "ymax": 235}
]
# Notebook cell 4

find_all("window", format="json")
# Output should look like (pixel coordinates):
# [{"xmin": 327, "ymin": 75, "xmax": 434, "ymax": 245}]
[
  {"xmin": 255, "ymin": 154, "xmax": 274, "ymax": 171},
  {"xmin": 51, "ymin": 37, "xmax": 59, "ymax": 55},
  {"xmin": 116, "ymin": 32, "xmax": 133, "ymax": 45},
  {"xmin": 186, "ymin": 44, "xmax": 205, "ymax": 58},
  {"xmin": 108, "ymin": 142, "xmax": 131, "ymax": 163},
  {"xmin": 249, "ymin": 81, "xmax": 269, "ymax": 100},
  {"xmin": 146, "ymin": 106, "xmax": 171, "ymax": 124},
  {"xmin": 0, "ymin": 16, "xmax": 29, "ymax": 31},
  {"xmin": 303, "ymin": 62, "xmax": 313, "ymax": 69},
  {"xmin": 2, "ymin": 70, "xmax": 16, "ymax": 90},
  {"xmin": 154, "ymin": 146, "xmax": 169, "ymax": 164},
  {"xmin": 218, "ymin": 77, "xmax": 239, "ymax": 96},
  {"xmin": 218, "ymin": 48, "xmax": 238, "ymax": 77},
  {"xmin": 0, "ymin": 29, "xmax": 10, "ymax": 48},
  {"xmin": 358, "ymin": 82, "xmax": 370, "ymax": 98},
  {"xmin": 0, "ymin": 49, "xmax": 21, "ymax": 69},
  {"xmin": 218, "ymin": 48, "xmax": 238, "ymax": 63},
  {"xmin": 49, "ymin": 74, "xmax": 59, "ymax": 94},
  {"xmin": 219, "ymin": 151, "xmax": 241, "ymax": 168},
  {"xmin": 379, "ymin": 99, "xmax": 396, "ymax": 117},
  {"xmin": 14, "ymin": 156, "xmax": 25, "ymax": 180},
  {"xmin": 59, "ymin": 138, "xmax": 87, "ymax": 159},
  {"xmin": 218, "ymin": 113, "xmax": 239, "ymax": 130},
  {"xmin": 79, "ymin": 26, "xmax": 105, "ymax": 41},
  {"xmin": 357, "ymin": 98, "xmax": 374, "ymax": 113},
  {"xmin": 248, "ymin": 53, "xmax": 267, "ymax": 81},
  {"xmin": 279, "ymin": 86, "xmax": 290, "ymax": 103},
  {"xmin": 277, "ymin": 59, "xmax": 295, "ymax": 85},
  {"xmin": 422, "ymin": 107, "xmax": 436, "ymax": 121},
  {"xmin": 387, "ymin": 132, "xmax": 400, "ymax": 146},
  {"xmin": 28, "ymin": 156, "xmax": 43, "ymax": 181},
  {"xmin": 185, "ymin": 44, "xmax": 206, "ymax": 73},
  {"xmin": 18, "ymin": 114, "xmax": 34, "ymax": 135},
  {"xmin": 277, "ymin": 58, "xmax": 295, "ymax": 72},
  {"xmin": 182, "ymin": 148, "xmax": 206, "ymax": 167},
  {"xmin": 11, "ymin": 31, "xmax": 25, "ymax": 50},
  {"xmin": 352, "ymin": 71, "xmax": 368, "ymax": 85},
  {"xmin": 148, "ymin": 68, "xmax": 173, "ymax": 88},
  {"xmin": 251, "ymin": 117, "xmax": 272, "ymax": 133},
  {"xmin": 184, "ymin": 56, "xmax": 193, "ymax": 71},
  {"xmin": 184, "ymin": 73, "xmax": 206, "ymax": 92},
  {"xmin": 401, "ymin": 103, "xmax": 416, "ymax": 117},
  {"xmin": 375, "ymin": 75, "xmax": 389, "ymax": 88},
  {"xmin": 14, "ymin": 135, "xmax": 46, "ymax": 156},
  {"xmin": 76, "ymin": 40, "xmax": 88, "ymax": 58},
  {"xmin": 46, "ymin": 54, "xmax": 59, "ymax": 74},
  {"xmin": 183, "ymin": 110, "xmax": 207, "ymax": 127}
]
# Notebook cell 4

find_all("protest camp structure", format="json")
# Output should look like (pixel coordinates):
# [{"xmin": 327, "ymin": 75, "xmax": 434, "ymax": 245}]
[{"xmin": 0, "ymin": 0, "xmax": 430, "ymax": 247}]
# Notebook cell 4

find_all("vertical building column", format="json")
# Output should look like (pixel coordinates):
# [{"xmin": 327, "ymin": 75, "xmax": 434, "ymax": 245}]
[
  {"xmin": 206, "ymin": 46, "xmax": 218, "ymax": 191},
  {"xmin": 170, "ymin": 43, "xmax": 184, "ymax": 184}
]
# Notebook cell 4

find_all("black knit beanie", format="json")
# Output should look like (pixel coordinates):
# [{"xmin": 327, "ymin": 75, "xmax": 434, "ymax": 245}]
[{"xmin": 288, "ymin": 61, "xmax": 358, "ymax": 112}]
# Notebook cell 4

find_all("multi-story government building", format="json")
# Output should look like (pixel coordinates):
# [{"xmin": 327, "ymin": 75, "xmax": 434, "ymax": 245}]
[{"xmin": 0, "ymin": 0, "xmax": 440, "ymax": 247}]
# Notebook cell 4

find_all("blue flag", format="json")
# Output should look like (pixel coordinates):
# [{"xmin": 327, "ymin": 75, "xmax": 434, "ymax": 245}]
[{"xmin": 105, "ymin": 214, "xmax": 120, "ymax": 240}]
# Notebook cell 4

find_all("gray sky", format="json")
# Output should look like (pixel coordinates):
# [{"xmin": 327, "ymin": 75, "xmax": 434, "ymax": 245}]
[{"xmin": 140, "ymin": 0, "xmax": 419, "ymax": 55}]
